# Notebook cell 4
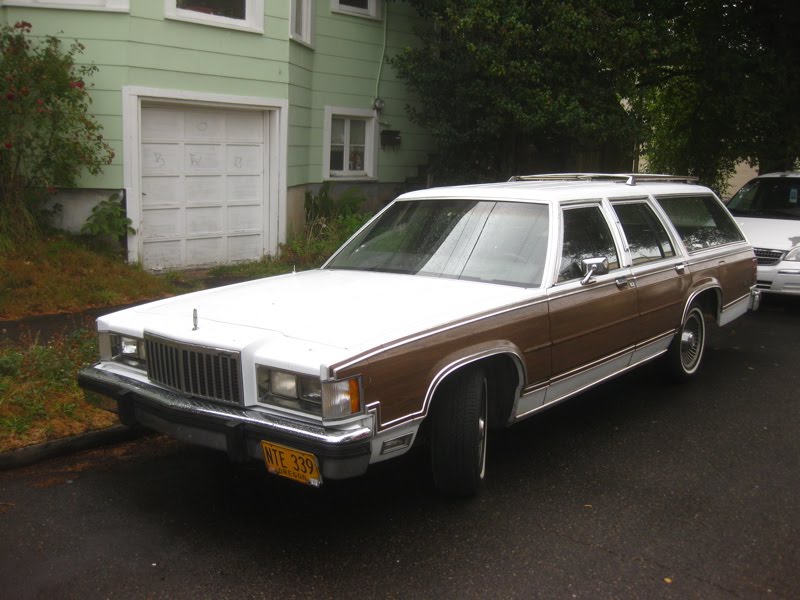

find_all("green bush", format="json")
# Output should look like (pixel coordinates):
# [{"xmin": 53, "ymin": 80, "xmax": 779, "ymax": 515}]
[{"xmin": 0, "ymin": 22, "xmax": 114, "ymax": 249}]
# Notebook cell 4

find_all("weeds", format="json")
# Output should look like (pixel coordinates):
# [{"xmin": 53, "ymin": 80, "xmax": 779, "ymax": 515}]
[
  {"xmin": 0, "ymin": 329, "xmax": 116, "ymax": 452},
  {"xmin": 0, "ymin": 232, "xmax": 178, "ymax": 319}
]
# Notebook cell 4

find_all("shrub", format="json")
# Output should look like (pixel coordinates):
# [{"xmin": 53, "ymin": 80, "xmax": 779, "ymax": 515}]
[{"xmin": 0, "ymin": 22, "xmax": 114, "ymax": 249}]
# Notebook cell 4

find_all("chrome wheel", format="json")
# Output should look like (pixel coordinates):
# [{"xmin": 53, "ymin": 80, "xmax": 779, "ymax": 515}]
[{"xmin": 680, "ymin": 306, "xmax": 705, "ymax": 374}]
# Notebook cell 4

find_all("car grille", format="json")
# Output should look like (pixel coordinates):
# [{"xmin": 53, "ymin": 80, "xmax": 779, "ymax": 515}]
[
  {"xmin": 753, "ymin": 248, "xmax": 785, "ymax": 266},
  {"xmin": 145, "ymin": 335, "xmax": 242, "ymax": 405}
]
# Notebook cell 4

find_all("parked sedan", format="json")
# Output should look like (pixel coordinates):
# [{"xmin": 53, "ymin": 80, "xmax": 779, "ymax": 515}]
[
  {"xmin": 727, "ymin": 171, "xmax": 800, "ymax": 296},
  {"xmin": 79, "ymin": 174, "xmax": 759, "ymax": 495}
]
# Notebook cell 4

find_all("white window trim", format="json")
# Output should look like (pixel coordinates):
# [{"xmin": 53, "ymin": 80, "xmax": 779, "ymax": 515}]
[
  {"xmin": 330, "ymin": 0, "xmax": 381, "ymax": 20},
  {"xmin": 290, "ymin": 0, "xmax": 314, "ymax": 48},
  {"xmin": 122, "ymin": 86, "xmax": 288, "ymax": 264},
  {"xmin": 0, "ymin": 0, "xmax": 128, "ymax": 11},
  {"xmin": 164, "ymin": 0, "xmax": 264, "ymax": 34},
  {"xmin": 323, "ymin": 106, "xmax": 378, "ymax": 181}
]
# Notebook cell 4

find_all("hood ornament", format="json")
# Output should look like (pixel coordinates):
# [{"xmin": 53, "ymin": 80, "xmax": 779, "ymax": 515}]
[{"xmin": 193, "ymin": 308, "xmax": 198, "ymax": 331}]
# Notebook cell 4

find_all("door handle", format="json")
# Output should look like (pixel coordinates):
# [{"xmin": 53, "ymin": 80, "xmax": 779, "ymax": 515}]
[
  {"xmin": 674, "ymin": 263, "xmax": 686, "ymax": 273},
  {"xmin": 615, "ymin": 276, "xmax": 632, "ymax": 289}
]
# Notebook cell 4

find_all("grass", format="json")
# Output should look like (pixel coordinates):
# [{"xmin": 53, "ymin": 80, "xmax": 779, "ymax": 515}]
[
  {"xmin": 0, "ymin": 214, "xmax": 369, "ymax": 452},
  {"xmin": 0, "ymin": 329, "xmax": 117, "ymax": 452},
  {"xmin": 0, "ymin": 233, "xmax": 183, "ymax": 320}
]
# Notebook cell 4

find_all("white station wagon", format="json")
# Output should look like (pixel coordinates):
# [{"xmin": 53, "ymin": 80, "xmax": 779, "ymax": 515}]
[{"xmin": 79, "ymin": 174, "xmax": 759, "ymax": 495}]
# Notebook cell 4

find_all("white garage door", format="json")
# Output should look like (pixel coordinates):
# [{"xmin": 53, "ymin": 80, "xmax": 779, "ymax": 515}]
[{"xmin": 139, "ymin": 106, "xmax": 268, "ymax": 270}]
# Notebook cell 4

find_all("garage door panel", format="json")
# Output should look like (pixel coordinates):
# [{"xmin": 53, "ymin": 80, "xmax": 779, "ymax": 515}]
[
  {"xmin": 227, "ymin": 176, "xmax": 261, "ymax": 201},
  {"xmin": 185, "ymin": 111, "xmax": 224, "ymax": 140},
  {"xmin": 142, "ymin": 108, "xmax": 183, "ymax": 140},
  {"xmin": 228, "ymin": 235, "xmax": 262, "ymax": 261},
  {"xmin": 227, "ymin": 112, "xmax": 264, "ymax": 141},
  {"xmin": 186, "ymin": 206, "xmax": 223, "ymax": 235},
  {"xmin": 185, "ymin": 144, "xmax": 224, "ymax": 173},
  {"xmin": 186, "ymin": 238, "xmax": 224, "ymax": 266},
  {"xmin": 142, "ymin": 177, "xmax": 182, "ymax": 207},
  {"xmin": 142, "ymin": 143, "xmax": 182, "ymax": 176},
  {"xmin": 227, "ymin": 205, "xmax": 261, "ymax": 232},
  {"xmin": 186, "ymin": 176, "xmax": 224, "ymax": 204},
  {"xmin": 141, "ymin": 208, "xmax": 183, "ymax": 239},
  {"xmin": 143, "ymin": 240, "xmax": 184, "ymax": 270},
  {"xmin": 227, "ymin": 145, "xmax": 263, "ymax": 173}
]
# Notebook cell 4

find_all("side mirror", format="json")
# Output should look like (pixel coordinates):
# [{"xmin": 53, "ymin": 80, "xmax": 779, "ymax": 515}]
[{"xmin": 580, "ymin": 256, "xmax": 609, "ymax": 285}]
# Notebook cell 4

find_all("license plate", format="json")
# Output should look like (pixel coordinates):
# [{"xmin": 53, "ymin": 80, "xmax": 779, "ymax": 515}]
[{"xmin": 260, "ymin": 441, "xmax": 322, "ymax": 487}]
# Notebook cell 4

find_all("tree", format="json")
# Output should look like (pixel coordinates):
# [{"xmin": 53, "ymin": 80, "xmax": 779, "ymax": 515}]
[
  {"xmin": 637, "ymin": 1, "xmax": 800, "ymax": 192},
  {"xmin": 391, "ymin": 0, "xmax": 648, "ymax": 183},
  {"xmin": 0, "ymin": 22, "xmax": 114, "ymax": 248}
]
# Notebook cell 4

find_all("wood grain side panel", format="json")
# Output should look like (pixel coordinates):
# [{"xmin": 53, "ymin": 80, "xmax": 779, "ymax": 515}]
[
  {"xmin": 633, "ymin": 264, "xmax": 689, "ymax": 338},
  {"xmin": 333, "ymin": 302, "xmax": 551, "ymax": 428}
]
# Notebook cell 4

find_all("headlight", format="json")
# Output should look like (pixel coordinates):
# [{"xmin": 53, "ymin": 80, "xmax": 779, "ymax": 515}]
[
  {"xmin": 256, "ymin": 366, "xmax": 361, "ymax": 419},
  {"xmin": 784, "ymin": 246, "xmax": 800, "ymax": 262},
  {"xmin": 108, "ymin": 334, "xmax": 146, "ymax": 369}
]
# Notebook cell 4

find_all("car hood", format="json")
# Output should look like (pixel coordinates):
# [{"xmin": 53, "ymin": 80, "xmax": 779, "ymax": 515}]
[
  {"xmin": 98, "ymin": 269, "xmax": 536, "ymax": 360},
  {"xmin": 736, "ymin": 216, "xmax": 800, "ymax": 251}
]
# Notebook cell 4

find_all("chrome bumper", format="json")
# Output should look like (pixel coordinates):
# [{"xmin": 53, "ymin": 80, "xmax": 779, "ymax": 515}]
[
  {"xmin": 749, "ymin": 286, "xmax": 761, "ymax": 311},
  {"xmin": 78, "ymin": 365, "xmax": 373, "ymax": 481}
]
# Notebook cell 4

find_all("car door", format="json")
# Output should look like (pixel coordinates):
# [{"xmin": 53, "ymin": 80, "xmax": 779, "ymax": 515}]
[
  {"xmin": 610, "ymin": 199, "xmax": 691, "ymax": 361},
  {"xmin": 545, "ymin": 202, "xmax": 639, "ymax": 404}
]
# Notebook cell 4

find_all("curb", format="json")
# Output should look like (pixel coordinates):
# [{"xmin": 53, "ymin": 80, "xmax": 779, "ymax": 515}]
[{"xmin": 0, "ymin": 425, "xmax": 145, "ymax": 471}]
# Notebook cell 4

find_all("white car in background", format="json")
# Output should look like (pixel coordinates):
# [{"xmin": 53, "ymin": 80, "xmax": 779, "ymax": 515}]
[{"xmin": 727, "ymin": 172, "xmax": 800, "ymax": 296}]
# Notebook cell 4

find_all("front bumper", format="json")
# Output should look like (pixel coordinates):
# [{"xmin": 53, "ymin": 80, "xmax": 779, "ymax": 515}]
[
  {"xmin": 756, "ymin": 263, "xmax": 800, "ymax": 296},
  {"xmin": 78, "ymin": 365, "xmax": 373, "ymax": 481}
]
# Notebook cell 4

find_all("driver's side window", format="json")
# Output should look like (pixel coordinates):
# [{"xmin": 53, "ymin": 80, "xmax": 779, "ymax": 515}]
[{"xmin": 558, "ymin": 206, "xmax": 620, "ymax": 282}]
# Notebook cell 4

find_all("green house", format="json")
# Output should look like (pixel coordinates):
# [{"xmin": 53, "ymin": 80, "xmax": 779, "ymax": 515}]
[{"xmin": 0, "ymin": 0, "xmax": 432, "ymax": 269}]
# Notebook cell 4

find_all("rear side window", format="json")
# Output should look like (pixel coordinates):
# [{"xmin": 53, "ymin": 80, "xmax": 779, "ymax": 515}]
[
  {"xmin": 558, "ymin": 206, "xmax": 620, "ymax": 282},
  {"xmin": 656, "ymin": 195, "xmax": 744, "ymax": 252},
  {"xmin": 612, "ymin": 202, "xmax": 676, "ymax": 265}
]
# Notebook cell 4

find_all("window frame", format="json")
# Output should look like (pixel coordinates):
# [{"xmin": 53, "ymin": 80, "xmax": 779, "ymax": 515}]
[
  {"xmin": 164, "ymin": 0, "xmax": 264, "ymax": 33},
  {"xmin": 611, "ymin": 199, "xmax": 678, "ymax": 266},
  {"xmin": 655, "ymin": 193, "xmax": 746, "ymax": 254},
  {"xmin": 330, "ymin": 0, "xmax": 381, "ymax": 20},
  {"xmin": 0, "ymin": 0, "xmax": 128, "ymax": 10},
  {"xmin": 556, "ymin": 203, "xmax": 622, "ymax": 284},
  {"xmin": 290, "ymin": 0, "xmax": 314, "ymax": 47},
  {"xmin": 323, "ymin": 106, "xmax": 377, "ymax": 180}
]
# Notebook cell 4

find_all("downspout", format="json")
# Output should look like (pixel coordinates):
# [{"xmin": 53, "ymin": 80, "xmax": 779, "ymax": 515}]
[{"xmin": 374, "ymin": 3, "xmax": 389, "ymax": 107}]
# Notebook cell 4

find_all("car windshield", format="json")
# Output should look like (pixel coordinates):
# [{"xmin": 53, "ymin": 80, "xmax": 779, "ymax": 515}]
[
  {"xmin": 326, "ymin": 199, "xmax": 550, "ymax": 287},
  {"xmin": 728, "ymin": 178, "xmax": 800, "ymax": 220}
]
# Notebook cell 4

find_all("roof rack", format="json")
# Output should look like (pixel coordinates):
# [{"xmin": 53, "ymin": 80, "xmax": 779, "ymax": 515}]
[{"xmin": 507, "ymin": 173, "xmax": 699, "ymax": 186}]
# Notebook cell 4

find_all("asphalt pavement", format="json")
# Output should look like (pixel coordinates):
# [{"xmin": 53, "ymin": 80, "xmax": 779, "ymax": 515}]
[{"xmin": 0, "ymin": 299, "xmax": 797, "ymax": 599}]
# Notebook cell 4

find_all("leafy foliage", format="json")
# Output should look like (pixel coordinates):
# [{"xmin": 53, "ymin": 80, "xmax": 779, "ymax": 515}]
[
  {"xmin": 636, "ymin": 1, "xmax": 800, "ymax": 192},
  {"xmin": 0, "ymin": 22, "xmax": 114, "ymax": 248},
  {"xmin": 391, "ymin": 0, "xmax": 644, "ymax": 182},
  {"xmin": 80, "ymin": 192, "xmax": 135, "ymax": 241},
  {"xmin": 392, "ymin": 1, "xmax": 800, "ymax": 190}
]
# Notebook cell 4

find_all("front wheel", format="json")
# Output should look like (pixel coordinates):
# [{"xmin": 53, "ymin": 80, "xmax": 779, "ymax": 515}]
[
  {"xmin": 430, "ymin": 367, "xmax": 488, "ymax": 496},
  {"xmin": 665, "ymin": 302, "xmax": 706, "ymax": 381}
]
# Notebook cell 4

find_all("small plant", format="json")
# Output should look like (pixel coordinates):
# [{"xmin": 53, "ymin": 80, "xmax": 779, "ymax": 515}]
[{"xmin": 81, "ymin": 192, "xmax": 135, "ymax": 240}]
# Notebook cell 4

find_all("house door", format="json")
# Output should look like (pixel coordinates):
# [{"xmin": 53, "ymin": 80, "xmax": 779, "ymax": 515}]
[{"xmin": 138, "ymin": 105, "xmax": 268, "ymax": 270}]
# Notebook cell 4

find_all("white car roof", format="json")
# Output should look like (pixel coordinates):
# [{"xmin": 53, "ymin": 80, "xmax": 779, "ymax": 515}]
[
  {"xmin": 750, "ymin": 171, "xmax": 800, "ymax": 179},
  {"xmin": 397, "ymin": 173, "xmax": 715, "ymax": 204}
]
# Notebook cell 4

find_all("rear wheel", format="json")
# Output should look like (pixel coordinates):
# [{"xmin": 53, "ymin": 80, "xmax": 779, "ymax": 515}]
[
  {"xmin": 665, "ymin": 302, "xmax": 706, "ymax": 381},
  {"xmin": 430, "ymin": 367, "xmax": 488, "ymax": 496}
]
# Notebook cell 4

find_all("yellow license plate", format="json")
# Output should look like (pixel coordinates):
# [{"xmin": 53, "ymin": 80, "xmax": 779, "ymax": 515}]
[{"xmin": 260, "ymin": 441, "xmax": 322, "ymax": 487}]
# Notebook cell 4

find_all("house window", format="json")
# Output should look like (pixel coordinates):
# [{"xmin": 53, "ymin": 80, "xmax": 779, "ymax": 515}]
[
  {"xmin": 290, "ymin": 0, "xmax": 314, "ymax": 47},
  {"xmin": 0, "ymin": 0, "xmax": 129, "ymax": 10},
  {"xmin": 165, "ymin": 0, "xmax": 264, "ymax": 32},
  {"xmin": 330, "ymin": 0, "xmax": 381, "ymax": 20},
  {"xmin": 323, "ymin": 107, "xmax": 376, "ymax": 179}
]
